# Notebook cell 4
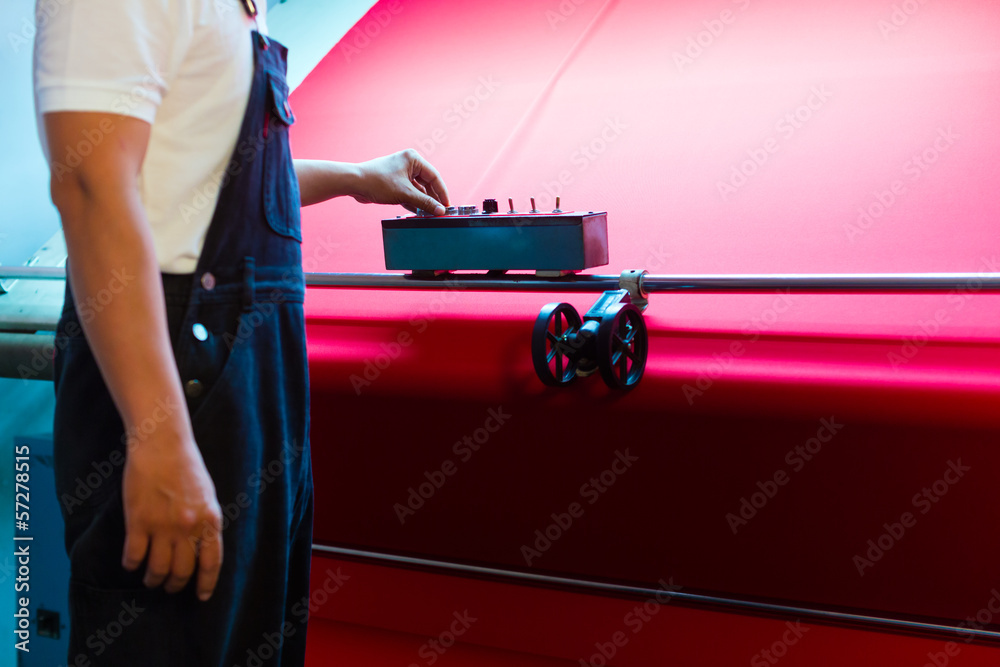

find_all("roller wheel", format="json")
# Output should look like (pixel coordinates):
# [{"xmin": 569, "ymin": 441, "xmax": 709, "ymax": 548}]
[
  {"xmin": 532, "ymin": 303, "xmax": 583, "ymax": 386},
  {"xmin": 596, "ymin": 304, "xmax": 648, "ymax": 390}
]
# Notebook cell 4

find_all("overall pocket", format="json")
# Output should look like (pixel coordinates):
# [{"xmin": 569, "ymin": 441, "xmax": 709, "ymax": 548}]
[{"xmin": 262, "ymin": 70, "xmax": 302, "ymax": 242}]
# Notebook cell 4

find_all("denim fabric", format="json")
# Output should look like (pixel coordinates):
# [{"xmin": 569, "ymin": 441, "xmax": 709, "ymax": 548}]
[{"xmin": 53, "ymin": 32, "xmax": 313, "ymax": 666}]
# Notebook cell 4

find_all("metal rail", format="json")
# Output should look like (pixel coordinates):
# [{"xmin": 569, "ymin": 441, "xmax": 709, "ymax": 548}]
[
  {"xmin": 0, "ymin": 266, "xmax": 66, "ymax": 280},
  {"xmin": 0, "ymin": 333, "xmax": 55, "ymax": 381},
  {"xmin": 313, "ymin": 544, "xmax": 1000, "ymax": 644},
  {"xmin": 306, "ymin": 271, "xmax": 1000, "ymax": 292},
  {"xmin": 4, "ymin": 266, "xmax": 1000, "ymax": 292}
]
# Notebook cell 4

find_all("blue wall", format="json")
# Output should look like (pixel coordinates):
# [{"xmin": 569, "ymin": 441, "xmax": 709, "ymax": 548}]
[{"xmin": 0, "ymin": 0, "xmax": 61, "ymax": 270}]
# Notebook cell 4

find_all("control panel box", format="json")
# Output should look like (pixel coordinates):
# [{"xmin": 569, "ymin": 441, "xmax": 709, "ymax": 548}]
[{"xmin": 381, "ymin": 199, "xmax": 608, "ymax": 272}]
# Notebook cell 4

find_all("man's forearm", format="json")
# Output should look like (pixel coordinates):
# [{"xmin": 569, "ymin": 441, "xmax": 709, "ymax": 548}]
[
  {"xmin": 294, "ymin": 151, "xmax": 449, "ymax": 214},
  {"xmin": 295, "ymin": 159, "xmax": 363, "ymax": 207},
  {"xmin": 45, "ymin": 110, "xmax": 192, "ymax": 444},
  {"xmin": 58, "ymin": 182, "xmax": 193, "ymax": 443}
]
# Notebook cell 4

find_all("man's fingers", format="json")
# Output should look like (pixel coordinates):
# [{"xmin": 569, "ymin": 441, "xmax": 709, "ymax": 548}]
[
  {"xmin": 143, "ymin": 537, "xmax": 174, "ymax": 588},
  {"xmin": 403, "ymin": 186, "xmax": 446, "ymax": 216},
  {"xmin": 408, "ymin": 151, "xmax": 450, "ymax": 207},
  {"xmin": 164, "ymin": 538, "xmax": 197, "ymax": 594},
  {"xmin": 122, "ymin": 527, "xmax": 150, "ymax": 571},
  {"xmin": 196, "ymin": 529, "xmax": 223, "ymax": 602},
  {"xmin": 423, "ymin": 179, "xmax": 449, "ymax": 210}
]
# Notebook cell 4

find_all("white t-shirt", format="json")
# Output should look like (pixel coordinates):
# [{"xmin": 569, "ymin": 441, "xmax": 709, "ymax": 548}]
[{"xmin": 34, "ymin": 0, "xmax": 268, "ymax": 274}]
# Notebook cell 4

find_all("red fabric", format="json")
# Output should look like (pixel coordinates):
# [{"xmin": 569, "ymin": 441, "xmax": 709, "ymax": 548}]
[{"xmin": 290, "ymin": 0, "xmax": 1000, "ymax": 661}]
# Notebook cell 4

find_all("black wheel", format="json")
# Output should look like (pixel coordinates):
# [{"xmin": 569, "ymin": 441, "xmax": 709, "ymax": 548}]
[
  {"xmin": 596, "ymin": 304, "xmax": 648, "ymax": 390},
  {"xmin": 532, "ymin": 303, "xmax": 583, "ymax": 386}
]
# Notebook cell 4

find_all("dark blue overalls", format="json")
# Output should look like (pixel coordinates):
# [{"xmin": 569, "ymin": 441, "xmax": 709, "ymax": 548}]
[{"xmin": 53, "ymin": 31, "xmax": 313, "ymax": 666}]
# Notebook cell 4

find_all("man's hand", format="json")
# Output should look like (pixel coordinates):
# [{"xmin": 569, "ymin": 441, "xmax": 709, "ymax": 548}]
[
  {"xmin": 122, "ymin": 430, "xmax": 223, "ymax": 600},
  {"xmin": 352, "ymin": 149, "xmax": 450, "ymax": 215},
  {"xmin": 44, "ymin": 111, "xmax": 224, "ymax": 600},
  {"xmin": 295, "ymin": 149, "xmax": 450, "ymax": 214}
]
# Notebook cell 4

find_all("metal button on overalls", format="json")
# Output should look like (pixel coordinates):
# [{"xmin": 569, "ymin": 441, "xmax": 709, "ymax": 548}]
[{"xmin": 192, "ymin": 323, "xmax": 209, "ymax": 341}]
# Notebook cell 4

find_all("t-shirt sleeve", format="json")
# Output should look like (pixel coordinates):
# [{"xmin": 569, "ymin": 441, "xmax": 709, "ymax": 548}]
[{"xmin": 33, "ymin": 0, "xmax": 178, "ymax": 124}]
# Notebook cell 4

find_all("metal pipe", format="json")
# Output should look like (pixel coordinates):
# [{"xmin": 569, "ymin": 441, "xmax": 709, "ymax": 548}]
[
  {"xmin": 640, "ymin": 273, "xmax": 1000, "ymax": 292},
  {"xmin": 305, "ymin": 272, "xmax": 623, "ymax": 291},
  {"xmin": 307, "ymin": 272, "xmax": 1000, "ymax": 292},
  {"xmin": 0, "ymin": 266, "xmax": 66, "ymax": 280},
  {"xmin": 313, "ymin": 544, "xmax": 1000, "ymax": 643},
  {"xmin": 0, "ymin": 333, "xmax": 55, "ymax": 381},
  {"xmin": 5, "ymin": 266, "xmax": 1000, "ymax": 292},
  {"xmin": 0, "ymin": 310, "xmax": 61, "ymax": 333}
]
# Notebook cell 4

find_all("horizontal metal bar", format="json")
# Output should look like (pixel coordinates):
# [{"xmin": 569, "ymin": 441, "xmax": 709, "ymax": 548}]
[
  {"xmin": 306, "ymin": 272, "xmax": 623, "ymax": 291},
  {"xmin": 313, "ymin": 544, "xmax": 1000, "ymax": 643},
  {"xmin": 0, "ymin": 310, "xmax": 61, "ymax": 333},
  {"xmin": 0, "ymin": 333, "xmax": 55, "ymax": 381},
  {"xmin": 308, "ymin": 272, "xmax": 1000, "ymax": 292},
  {"xmin": 643, "ymin": 273, "xmax": 1000, "ymax": 292},
  {"xmin": 0, "ymin": 266, "xmax": 66, "ymax": 280},
  {"xmin": 5, "ymin": 266, "xmax": 1000, "ymax": 292}
]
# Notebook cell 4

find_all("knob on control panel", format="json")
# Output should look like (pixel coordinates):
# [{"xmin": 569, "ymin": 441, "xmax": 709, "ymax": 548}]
[
  {"xmin": 482, "ymin": 198, "xmax": 499, "ymax": 214},
  {"xmin": 458, "ymin": 205, "xmax": 478, "ymax": 215}
]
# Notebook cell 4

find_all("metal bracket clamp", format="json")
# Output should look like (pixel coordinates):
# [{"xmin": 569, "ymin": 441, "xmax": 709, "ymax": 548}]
[{"xmin": 619, "ymin": 269, "xmax": 649, "ymax": 311}]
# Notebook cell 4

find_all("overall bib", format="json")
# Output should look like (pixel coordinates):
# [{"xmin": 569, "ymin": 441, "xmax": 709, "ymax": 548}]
[{"xmin": 53, "ymin": 32, "xmax": 313, "ymax": 666}]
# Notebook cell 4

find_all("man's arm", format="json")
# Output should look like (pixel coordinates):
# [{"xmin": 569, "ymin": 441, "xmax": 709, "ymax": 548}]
[
  {"xmin": 295, "ymin": 149, "xmax": 450, "ymax": 214},
  {"xmin": 44, "ymin": 112, "xmax": 223, "ymax": 601}
]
